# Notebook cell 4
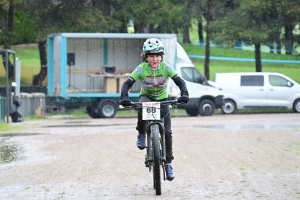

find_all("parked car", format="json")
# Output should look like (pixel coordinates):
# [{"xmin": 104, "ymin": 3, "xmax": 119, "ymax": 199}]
[{"xmin": 214, "ymin": 72, "xmax": 300, "ymax": 114}]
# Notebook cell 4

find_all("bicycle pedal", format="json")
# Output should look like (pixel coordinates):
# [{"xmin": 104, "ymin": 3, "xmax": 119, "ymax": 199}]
[{"xmin": 145, "ymin": 158, "xmax": 149, "ymax": 167}]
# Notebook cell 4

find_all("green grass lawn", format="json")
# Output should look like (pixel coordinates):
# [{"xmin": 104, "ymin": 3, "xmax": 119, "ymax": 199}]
[
  {"xmin": 181, "ymin": 43, "xmax": 300, "ymax": 59},
  {"xmin": 0, "ymin": 44, "xmax": 40, "ymax": 86},
  {"xmin": 192, "ymin": 59, "xmax": 300, "ymax": 83},
  {"xmin": 181, "ymin": 44, "xmax": 300, "ymax": 83}
]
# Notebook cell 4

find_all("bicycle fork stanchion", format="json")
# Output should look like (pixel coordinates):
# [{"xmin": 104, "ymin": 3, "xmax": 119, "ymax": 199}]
[
  {"xmin": 159, "ymin": 119, "xmax": 167, "ymax": 181},
  {"xmin": 159, "ymin": 119, "xmax": 166, "ymax": 162},
  {"xmin": 146, "ymin": 132, "xmax": 153, "ymax": 171}
]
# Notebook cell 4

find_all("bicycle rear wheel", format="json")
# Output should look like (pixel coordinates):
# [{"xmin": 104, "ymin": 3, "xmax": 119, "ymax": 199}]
[{"xmin": 151, "ymin": 124, "xmax": 161, "ymax": 195}]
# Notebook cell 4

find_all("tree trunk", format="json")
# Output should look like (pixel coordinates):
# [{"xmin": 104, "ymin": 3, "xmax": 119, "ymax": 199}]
[
  {"xmin": 149, "ymin": 24, "xmax": 155, "ymax": 33},
  {"xmin": 135, "ymin": 23, "xmax": 145, "ymax": 33},
  {"xmin": 1, "ymin": 3, "xmax": 15, "ymax": 78},
  {"xmin": 276, "ymin": 40, "xmax": 282, "ymax": 54},
  {"xmin": 204, "ymin": 0, "xmax": 212, "ymax": 80},
  {"xmin": 285, "ymin": 24, "xmax": 293, "ymax": 55},
  {"xmin": 7, "ymin": 4, "xmax": 14, "ymax": 32},
  {"xmin": 235, "ymin": 39, "xmax": 242, "ymax": 49},
  {"xmin": 157, "ymin": 24, "xmax": 166, "ymax": 33},
  {"xmin": 183, "ymin": 23, "xmax": 191, "ymax": 43},
  {"xmin": 32, "ymin": 41, "xmax": 48, "ymax": 86},
  {"xmin": 268, "ymin": 43, "xmax": 274, "ymax": 53},
  {"xmin": 1, "ymin": 52, "xmax": 15, "ymax": 79},
  {"xmin": 198, "ymin": 16, "xmax": 204, "ymax": 45},
  {"xmin": 275, "ymin": 31, "xmax": 281, "ymax": 54},
  {"xmin": 254, "ymin": 43, "xmax": 262, "ymax": 72}
]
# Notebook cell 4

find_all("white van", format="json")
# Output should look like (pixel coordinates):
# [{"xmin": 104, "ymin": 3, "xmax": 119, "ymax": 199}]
[
  {"xmin": 214, "ymin": 72, "xmax": 300, "ymax": 114},
  {"xmin": 169, "ymin": 43, "xmax": 224, "ymax": 116}
]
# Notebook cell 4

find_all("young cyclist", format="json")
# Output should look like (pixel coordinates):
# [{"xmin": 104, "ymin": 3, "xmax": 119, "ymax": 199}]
[{"xmin": 119, "ymin": 38, "xmax": 189, "ymax": 180}]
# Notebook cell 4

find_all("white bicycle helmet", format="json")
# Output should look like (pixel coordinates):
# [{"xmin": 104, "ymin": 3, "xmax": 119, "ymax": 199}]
[{"xmin": 142, "ymin": 38, "xmax": 164, "ymax": 55}]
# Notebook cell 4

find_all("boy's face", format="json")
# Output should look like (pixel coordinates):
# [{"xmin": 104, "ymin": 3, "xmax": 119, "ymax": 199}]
[{"xmin": 146, "ymin": 54, "xmax": 161, "ymax": 69}]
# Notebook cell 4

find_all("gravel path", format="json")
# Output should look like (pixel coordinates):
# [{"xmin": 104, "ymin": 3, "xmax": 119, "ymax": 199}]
[{"xmin": 1, "ymin": 113, "xmax": 300, "ymax": 199}]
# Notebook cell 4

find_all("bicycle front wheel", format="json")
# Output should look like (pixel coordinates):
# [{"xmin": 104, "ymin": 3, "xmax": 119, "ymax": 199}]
[{"xmin": 151, "ymin": 124, "xmax": 161, "ymax": 195}]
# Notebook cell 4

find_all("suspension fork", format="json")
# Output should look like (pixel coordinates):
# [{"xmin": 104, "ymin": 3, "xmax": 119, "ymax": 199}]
[
  {"xmin": 159, "ymin": 119, "xmax": 166, "ymax": 162},
  {"xmin": 146, "ymin": 121, "xmax": 153, "ymax": 163},
  {"xmin": 147, "ymin": 120, "xmax": 166, "ymax": 162}
]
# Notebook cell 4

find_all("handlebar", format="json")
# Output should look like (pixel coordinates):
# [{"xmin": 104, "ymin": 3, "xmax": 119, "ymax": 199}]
[{"xmin": 121, "ymin": 100, "xmax": 181, "ymax": 110}]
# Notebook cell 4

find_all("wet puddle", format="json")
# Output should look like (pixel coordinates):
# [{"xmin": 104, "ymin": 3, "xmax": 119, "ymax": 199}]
[
  {"xmin": 44, "ymin": 124, "xmax": 129, "ymax": 128},
  {"xmin": 0, "ymin": 133, "xmax": 39, "ymax": 163},
  {"xmin": 192, "ymin": 124, "xmax": 300, "ymax": 130},
  {"xmin": 0, "ymin": 133, "xmax": 40, "ymax": 137},
  {"xmin": 0, "ymin": 139, "xmax": 20, "ymax": 164},
  {"xmin": 42, "ymin": 123, "xmax": 300, "ymax": 130}
]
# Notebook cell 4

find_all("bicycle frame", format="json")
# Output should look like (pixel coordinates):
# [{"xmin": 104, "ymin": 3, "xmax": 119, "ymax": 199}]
[{"xmin": 121, "ymin": 100, "xmax": 179, "ymax": 195}]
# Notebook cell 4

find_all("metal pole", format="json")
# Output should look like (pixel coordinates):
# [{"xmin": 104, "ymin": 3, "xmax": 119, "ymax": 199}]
[
  {"xmin": 2, "ymin": 49, "xmax": 16, "ymax": 123},
  {"xmin": 13, "ymin": 53, "xmax": 16, "ymax": 102},
  {"xmin": 5, "ymin": 50, "xmax": 10, "ymax": 123}
]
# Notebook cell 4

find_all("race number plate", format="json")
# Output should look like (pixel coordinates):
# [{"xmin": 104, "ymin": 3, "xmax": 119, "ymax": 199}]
[{"xmin": 142, "ymin": 102, "xmax": 160, "ymax": 120}]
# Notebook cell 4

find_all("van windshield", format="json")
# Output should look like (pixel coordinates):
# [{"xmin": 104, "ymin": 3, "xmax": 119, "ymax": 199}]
[{"xmin": 181, "ymin": 67, "xmax": 204, "ymax": 84}]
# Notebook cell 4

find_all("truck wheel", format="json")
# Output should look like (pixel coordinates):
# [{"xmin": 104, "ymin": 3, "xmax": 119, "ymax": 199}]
[
  {"xmin": 185, "ymin": 108, "xmax": 200, "ymax": 116},
  {"xmin": 199, "ymin": 99, "xmax": 215, "ymax": 116},
  {"xmin": 221, "ymin": 99, "xmax": 236, "ymax": 114},
  {"xmin": 293, "ymin": 99, "xmax": 300, "ymax": 113},
  {"xmin": 97, "ymin": 100, "xmax": 118, "ymax": 118},
  {"xmin": 86, "ymin": 105, "xmax": 100, "ymax": 118}
]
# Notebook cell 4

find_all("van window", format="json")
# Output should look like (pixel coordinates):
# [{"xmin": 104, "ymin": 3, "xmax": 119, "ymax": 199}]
[
  {"xmin": 269, "ymin": 75, "xmax": 292, "ymax": 87},
  {"xmin": 181, "ymin": 67, "xmax": 202, "ymax": 84},
  {"xmin": 241, "ymin": 75, "xmax": 264, "ymax": 86}
]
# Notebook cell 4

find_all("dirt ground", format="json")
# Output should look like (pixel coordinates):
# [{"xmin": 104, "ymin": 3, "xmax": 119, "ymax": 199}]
[{"xmin": 0, "ymin": 113, "xmax": 300, "ymax": 200}]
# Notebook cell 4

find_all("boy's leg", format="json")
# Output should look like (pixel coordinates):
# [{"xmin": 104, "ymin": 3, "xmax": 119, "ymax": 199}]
[
  {"xmin": 161, "ymin": 103, "xmax": 175, "ymax": 181},
  {"xmin": 161, "ymin": 103, "xmax": 174, "ymax": 162},
  {"xmin": 135, "ymin": 96, "xmax": 151, "ymax": 149}
]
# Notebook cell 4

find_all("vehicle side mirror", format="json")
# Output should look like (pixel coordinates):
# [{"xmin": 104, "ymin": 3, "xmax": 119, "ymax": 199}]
[
  {"xmin": 200, "ymin": 76, "xmax": 208, "ymax": 85},
  {"xmin": 287, "ymin": 81, "xmax": 293, "ymax": 87}
]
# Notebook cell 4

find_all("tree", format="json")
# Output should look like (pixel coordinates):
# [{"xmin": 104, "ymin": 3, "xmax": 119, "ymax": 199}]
[
  {"xmin": 263, "ymin": 0, "xmax": 300, "ymax": 54},
  {"xmin": 211, "ymin": 0, "xmax": 281, "ymax": 72},
  {"xmin": 0, "ymin": 0, "xmax": 22, "ymax": 79},
  {"xmin": 204, "ymin": 0, "xmax": 212, "ymax": 79},
  {"xmin": 279, "ymin": 0, "xmax": 300, "ymax": 54},
  {"xmin": 109, "ymin": 0, "xmax": 186, "ymax": 34},
  {"xmin": 20, "ymin": 0, "xmax": 113, "ymax": 85},
  {"xmin": 20, "ymin": 0, "xmax": 59, "ymax": 85},
  {"xmin": 11, "ymin": 0, "xmax": 189, "ymax": 85}
]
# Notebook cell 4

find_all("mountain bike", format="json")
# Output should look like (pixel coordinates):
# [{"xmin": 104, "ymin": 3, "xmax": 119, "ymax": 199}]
[{"xmin": 122, "ymin": 100, "xmax": 179, "ymax": 195}]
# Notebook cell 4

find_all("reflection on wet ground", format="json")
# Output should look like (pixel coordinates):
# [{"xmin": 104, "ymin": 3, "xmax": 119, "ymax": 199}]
[
  {"xmin": 0, "ymin": 133, "xmax": 41, "ymax": 137},
  {"xmin": 0, "ymin": 139, "xmax": 20, "ymax": 164},
  {"xmin": 0, "ymin": 134, "xmax": 39, "ymax": 163},
  {"xmin": 43, "ymin": 123, "xmax": 300, "ymax": 130},
  {"xmin": 43, "ymin": 124, "xmax": 126, "ymax": 128},
  {"xmin": 65, "ymin": 121, "xmax": 91, "ymax": 124},
  {"xmin": 192, "ymin": 124, "xmax": 300, "ymax": 130}
]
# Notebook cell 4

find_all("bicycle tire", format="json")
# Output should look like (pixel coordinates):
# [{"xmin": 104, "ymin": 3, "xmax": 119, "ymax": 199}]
[{"xmin": 151, "ymin": 124, "xmax": 161, "ymax": 195}]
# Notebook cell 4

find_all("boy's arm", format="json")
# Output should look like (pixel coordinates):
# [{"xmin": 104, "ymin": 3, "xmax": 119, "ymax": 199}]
[
  {"xmin": 172, "ymin": 75, "xmax": 189, "ymax": 96},
  {"xmin": 120, "ymin": 77, "xmax": 135, "ymax": 99}
]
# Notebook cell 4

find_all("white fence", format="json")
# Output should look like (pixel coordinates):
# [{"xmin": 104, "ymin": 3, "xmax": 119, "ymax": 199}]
[
  {"xmin": 0, "ymin": 93, "xmax": 46, "ymax": 123},
  {"xmin": 18, "ymin": 93, "xmax": 46, "ymax": 118}
]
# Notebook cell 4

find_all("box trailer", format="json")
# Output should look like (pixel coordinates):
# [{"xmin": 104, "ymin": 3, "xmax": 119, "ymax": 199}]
[{"xmin": 47, "ymin": 33, "xmax": 224, "ymax": 118}]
